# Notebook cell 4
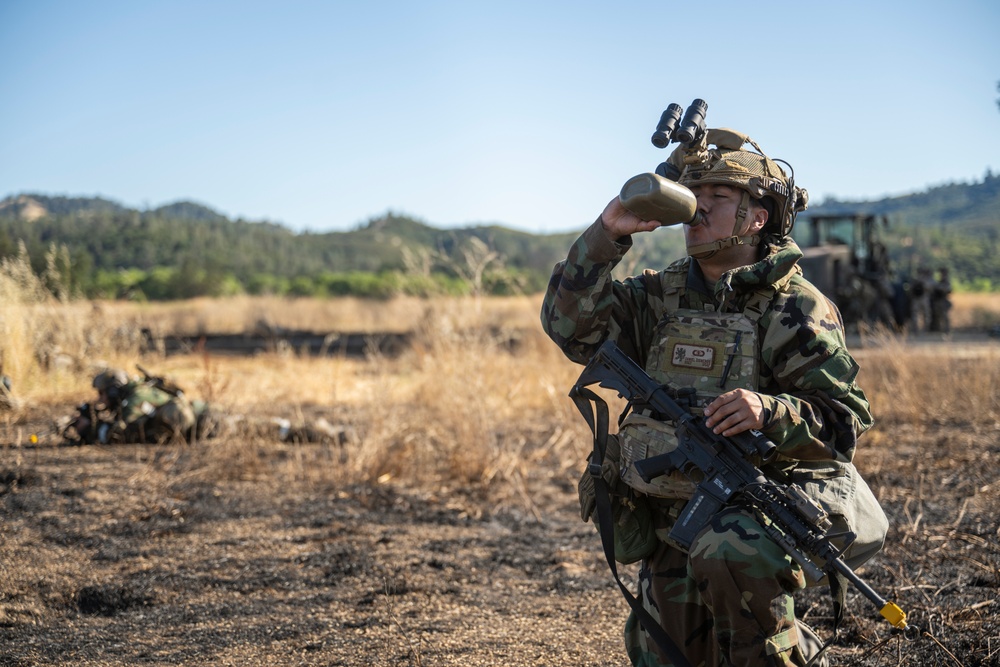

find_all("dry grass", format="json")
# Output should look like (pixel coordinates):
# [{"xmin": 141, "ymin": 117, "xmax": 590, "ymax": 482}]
[
  {"xmin": 92, "ymin": 293, "xmax": 544, "ymax": 337},
  {"xmin": 857, "ymin": 333, "xmax": 1000, "ymax": 427},
  {"xmin": 0, "ymin": 286, "xmax": 593, "ymax": 514},
  {"xmin": 1, "ymin": 282, "xmax": 999, "ymax": 665},
  {"xmin": 3, "ymin": 286, "xmax": 999, "ymax": 498},
  {"xmin": 951, "ymin": 292, "xmax": 1000, "ymax": 330}
]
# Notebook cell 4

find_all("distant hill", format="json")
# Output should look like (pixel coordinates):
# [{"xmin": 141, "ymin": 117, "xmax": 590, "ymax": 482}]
[
  {"xmin": 151, "ymin": 200, "xmax": 230, "ymax": 223},
  {"xmin": 803, "ymin": 172, "xmax": 1000, "ymax": 234},
  {"xmin": 1, "ymin": 174, "xmax": 997, "ymax": 300},
  {"xmin": 0, "ymin": 194, "xmax": 127, "ymax": 221},
  {"xmin": 0, "ymin": 193, "xmax": 587, "ymax": 299}
]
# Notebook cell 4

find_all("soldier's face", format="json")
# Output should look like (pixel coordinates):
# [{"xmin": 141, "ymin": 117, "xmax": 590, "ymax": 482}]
[
  {"xmin": 686, "ymin": 184, "xmax": 743, "ymax": 242},
  {"xmin": 685, "ymin": 184, "xmax": 766, "ymax": 244}
]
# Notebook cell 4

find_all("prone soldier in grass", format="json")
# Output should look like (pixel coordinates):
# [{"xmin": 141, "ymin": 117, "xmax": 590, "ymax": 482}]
[
  {"xmin": 541, "ymin": 117, "xmax": 888, "ymax": 666},
  {"xmin": 67, "ymin": 367, "xmax": 207, "ymax": 444},
  {"xmin": 65, "ymin": 367, "xmax": 338, "ymax": 446}
]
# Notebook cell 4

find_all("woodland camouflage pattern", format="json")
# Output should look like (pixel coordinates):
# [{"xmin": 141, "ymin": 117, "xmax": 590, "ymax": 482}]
[
  {"xmin": 541, "ymin": 219, "xmax": 876, "ymax": 666},
  {"xmin": 624, "ymin": 506, "xmax": 819, "ymax": 667},
  {"xmin": 95, "ymin": 380, "xmax": 197, "ymax": 444},
  {"xmin": 119, "ymin": 382, "xmax": 195, "ymax": 441}
]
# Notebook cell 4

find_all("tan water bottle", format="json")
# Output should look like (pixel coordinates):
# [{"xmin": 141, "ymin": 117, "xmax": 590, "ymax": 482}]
[{"xmin": 619, "ymin": 173, "xmax": 701, "ymax": 226}]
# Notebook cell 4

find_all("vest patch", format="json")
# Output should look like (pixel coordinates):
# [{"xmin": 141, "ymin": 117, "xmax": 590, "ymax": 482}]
[
  {"xmin": 621, "ymin": 303, "xmax": 768, "ymax": 499},
  {"xmin": 671, "ymin": 343, "xmax": 715, "ymax": 370}
]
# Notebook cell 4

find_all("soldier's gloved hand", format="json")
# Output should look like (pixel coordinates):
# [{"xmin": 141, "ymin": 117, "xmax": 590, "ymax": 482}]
[{"xmin": 577, "ymin": 434, "xmax": 622, "ymax": 522}]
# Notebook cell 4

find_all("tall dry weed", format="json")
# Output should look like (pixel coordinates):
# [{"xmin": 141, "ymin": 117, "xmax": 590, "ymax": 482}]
[
  {"xmin": 36, "ymin": 296, "xmax": 593, "ymax": 508},
  {"xmin": 852, "ymin": 327, "xmax": 1000, "ymax": 535},
  {"xmin": 0, "ymin": 248, "xmax": 50, "ymax": 381},
  {"xmin": 0, "ymin": 248, "xmax": 145, "ymax": 400},
  {"xmin": 339, "ymin": 298, "xmax": 592, "ymax": 510}
]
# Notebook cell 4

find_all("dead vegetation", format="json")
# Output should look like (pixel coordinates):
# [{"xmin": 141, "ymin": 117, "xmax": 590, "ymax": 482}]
[{"xmin": 0, "ymin": 275, "xmax": 998, "ymax": 665}]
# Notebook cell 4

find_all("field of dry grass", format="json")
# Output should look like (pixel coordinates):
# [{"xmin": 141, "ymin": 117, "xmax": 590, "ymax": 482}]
[{"xmin": 1, "ymin": 277, "xmax": 999, "ymax": 665}]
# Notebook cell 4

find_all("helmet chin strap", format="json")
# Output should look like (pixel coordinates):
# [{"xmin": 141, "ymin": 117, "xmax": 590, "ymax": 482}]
[{"xmin": 686, "ymin": 190, "xmax": 761, "ymax": 259}]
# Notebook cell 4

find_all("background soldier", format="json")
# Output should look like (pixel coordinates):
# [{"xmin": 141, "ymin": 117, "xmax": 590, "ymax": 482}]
[
  {"xmin": 68, "ymin": 368, "xmax": 199, "ymax": 444},
  {"xmin": 64, "ymin": 368, "xmax": 344, "ymax": 447},
  {"xmin": 929, "ymin": 266, "xmax": 953, "ymax": 333},
  {"xmin": 542, "ymin": 127, "xmax": 887, "ymax": 666},
  {"xmin": 909, "ymin": 267, "xmax": 932, "ymax": 333}
]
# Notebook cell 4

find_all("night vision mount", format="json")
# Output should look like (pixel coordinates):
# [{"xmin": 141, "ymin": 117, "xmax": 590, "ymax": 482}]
[
  {"xmin": 616, "ymin": 98, "xmax": 709, "ymax": 225},
  {"xmin": 650, "ymin": 98, "xmax": 708, "ymax": 181}
]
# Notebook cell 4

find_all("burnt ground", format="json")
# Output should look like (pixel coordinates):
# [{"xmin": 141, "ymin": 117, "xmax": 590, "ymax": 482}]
[{"xmin": 1, "ymin": 414, "xmax": 998, "ymax": 666}]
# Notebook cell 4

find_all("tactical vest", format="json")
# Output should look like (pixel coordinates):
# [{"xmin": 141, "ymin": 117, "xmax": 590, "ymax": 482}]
[{"xmin": 619, "ymin": 280, "xmax": 775, "ymax": 498}]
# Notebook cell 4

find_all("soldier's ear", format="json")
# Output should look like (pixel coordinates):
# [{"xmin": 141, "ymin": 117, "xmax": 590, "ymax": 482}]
[{"xmin": 750, "ymin": 203, "xmax": 769, "ymax": 232}]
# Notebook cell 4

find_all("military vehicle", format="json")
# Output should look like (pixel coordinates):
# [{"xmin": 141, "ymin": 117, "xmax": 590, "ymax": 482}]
[{"xmin": 794, "ymin": 213, "xmax": 904, "ymax": 330}]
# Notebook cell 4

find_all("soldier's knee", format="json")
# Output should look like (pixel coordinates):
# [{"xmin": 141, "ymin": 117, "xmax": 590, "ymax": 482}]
[{"xmin": 687, "ymin": 510, "xmax": 792, "ymax": 584}]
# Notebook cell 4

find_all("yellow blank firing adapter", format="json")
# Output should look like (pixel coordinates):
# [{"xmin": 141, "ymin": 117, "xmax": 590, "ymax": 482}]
[
  {"xmin": 882, "ymin": 600, "xmax": 921, "ymax": 640},
  {"xmin": 881, "ymin": 601, "xmax": 908, "ymax": 629}
]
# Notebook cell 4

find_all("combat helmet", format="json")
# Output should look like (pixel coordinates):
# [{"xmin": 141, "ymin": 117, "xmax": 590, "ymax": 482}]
[
  {"xmin": 93, "ymin": 368, "xmax": 129, "ymax": 392},
  {"xmin": 676, "ymin": 128, "xmax": 808, "ymax": 256}
]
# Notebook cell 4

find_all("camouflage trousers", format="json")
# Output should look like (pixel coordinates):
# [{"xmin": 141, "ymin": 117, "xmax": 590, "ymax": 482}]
[{"xmin": 624, "ymin": 504, "xmax": 825, "ymax": 667}]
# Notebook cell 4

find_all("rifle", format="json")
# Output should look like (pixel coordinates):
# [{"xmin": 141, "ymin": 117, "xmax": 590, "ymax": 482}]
[
  {"xmin": 571, "ymin": 339, "xmax": 915, "ymax": 636},
  {"xmin": 136, "ymin": 364, "xmax": 184, "ymax": 397}
]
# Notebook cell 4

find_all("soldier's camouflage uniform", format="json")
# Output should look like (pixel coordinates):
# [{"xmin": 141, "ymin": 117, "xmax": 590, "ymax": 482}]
[
  {"xmin": 106, "ymin": 380, "xmax": 196, "ymax": 444},
  {"xmin": 541, "ymin": 218, "xmax": 885, "ymax": 667}
]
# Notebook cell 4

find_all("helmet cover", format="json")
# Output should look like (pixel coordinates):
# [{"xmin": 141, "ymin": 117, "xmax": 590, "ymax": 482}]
[
  {"xmin": 93, "ymin": 368, "xmax": 128, "ymax": 392},
  {"xmin": 678, "ymin": 130, "xmax": 808, "ymax": 236}
]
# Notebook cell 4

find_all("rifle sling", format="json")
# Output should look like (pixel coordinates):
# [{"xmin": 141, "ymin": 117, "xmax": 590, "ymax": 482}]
[
  {"xmin": 571, "ymin": 385, "xmax": 693, "ymax": 667},
  {"xmin": 801, "ymin": 570, "xmax": 845, "ymax": 667}
]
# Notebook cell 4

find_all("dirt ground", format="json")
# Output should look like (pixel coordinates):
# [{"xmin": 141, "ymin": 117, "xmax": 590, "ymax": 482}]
[{"xmin": 1, "ymin": 407, "xmax": 998, "ymax": 666}]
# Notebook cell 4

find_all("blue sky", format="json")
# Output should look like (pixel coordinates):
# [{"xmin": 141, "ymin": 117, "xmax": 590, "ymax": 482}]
[{"xmin": 1, "ymin": 1, "xmax": 998, "ymax": 233}]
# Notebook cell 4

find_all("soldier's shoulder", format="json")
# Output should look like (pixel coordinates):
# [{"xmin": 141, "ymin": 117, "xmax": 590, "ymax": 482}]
[
  {"xmin": 631, "ymin": 256, "xmax": 689, "ymax": 300},
  {"xmin": 772, "ymin": 273, "xmax": 843, "ymax": 331},
  {"xmin": 784, "ymin": 272, "xmax": 830, "ymax": 303}
]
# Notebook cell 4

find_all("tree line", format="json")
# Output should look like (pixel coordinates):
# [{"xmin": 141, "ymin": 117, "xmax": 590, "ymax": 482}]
[
  {"xmin": 0, "ymin": 173, "xmax": 998, "ymax": 302},
  {"xmin": 0, "ymin": 204, "xmax": 584, "ymax": 300}
]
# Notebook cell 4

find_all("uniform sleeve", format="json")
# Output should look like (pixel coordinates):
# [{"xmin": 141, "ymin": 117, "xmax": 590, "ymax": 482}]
[
  {"xmin": 539, "ymin": 219, "xmax": 659, "ymax": 366},
  {"xmin": 756, "ymin": 282, "xmax": 873, "ymax": 463}
]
